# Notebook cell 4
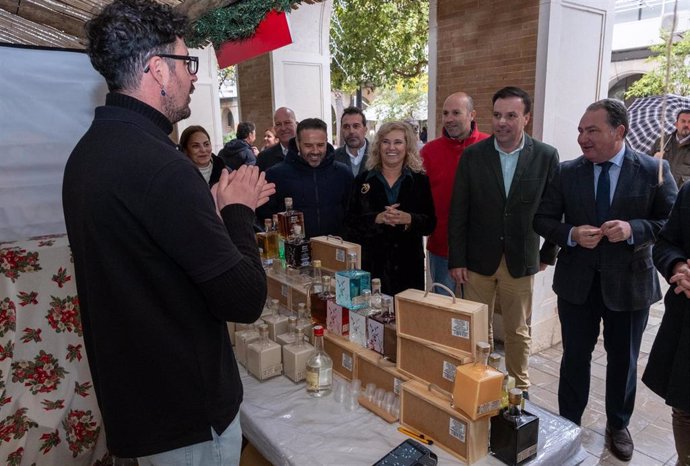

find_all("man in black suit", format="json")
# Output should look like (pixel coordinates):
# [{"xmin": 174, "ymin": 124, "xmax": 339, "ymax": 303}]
[
  {"xmin": 533, "ymin": 99, "xmax": 677, "ymax": 461},
  {"xmin": 257, "ymin": 107, "xmax": 297, "ymax": 172},
  {"xmin": 334, "ymin": 106, "xmax": 369, "ymax": 177},
  {"xmin": 448, "ymin": 87, "xmax": 559, "ymax": 397}
]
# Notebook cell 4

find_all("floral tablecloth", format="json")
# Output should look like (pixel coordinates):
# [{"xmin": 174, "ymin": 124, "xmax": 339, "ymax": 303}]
[{"xmin": 0, "ymin": 235, "xmax": 108, "ymax": 465}]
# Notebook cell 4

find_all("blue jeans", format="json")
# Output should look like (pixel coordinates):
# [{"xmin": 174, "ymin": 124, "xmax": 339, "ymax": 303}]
[
  {"xmin": 428, "ymin": 252, "xmax": 459, "ymax": 297},
  {"xmin": 137, "ymin": 414, "xmax": 242, "ymax": 466}
]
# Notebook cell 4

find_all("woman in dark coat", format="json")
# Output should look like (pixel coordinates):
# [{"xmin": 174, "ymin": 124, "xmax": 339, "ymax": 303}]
[
  {"xmin": 345, "ymin": 121, "xmax": 436, "ymax": 296},
  {"xmin": 644, "ymin": 182, "xmax": 690, "ymax": 465},
  {"xmin": 179, "ymin": 125, "xmax": 224, "ymax": 187}
]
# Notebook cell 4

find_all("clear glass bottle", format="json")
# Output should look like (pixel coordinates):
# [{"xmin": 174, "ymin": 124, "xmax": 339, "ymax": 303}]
[
  {"xmin": 294, "ymin": 302, "xmax": 313, "ymax": 343},
  {"xmin": 311, "ymin": 275, "xmax": 334, "ymax": 326},
  {"xmin": 277, "ymin": 197, "xmax": 305, "ymax": 239},
  {"xmin": 272, "ymin": 213, "xmax": 285, "ymax": 260},
  {"xmin": 234, "ymin": 323, "xmax": 260, "ymax": 368},
  {"xmin": 371, "ymin": 278, "xmax": 383, "ymax": 311},
  {"xmin": 489, "ymin": 353, "xmax": 517, "ymax": 409},
  {"xmin": 490, "ymin": 388, "xmax": 539, "ymax": 465},
  {"xmin": 306, "ymin": 325, "xmax": 333, "ymax": 397},
  {"xmin": 246, "ymin": 324, "xmax": 283, "ymax": 381},
  {"xmin": 256, "ymin": 218, "xmax": 271, "ymax": 262},
  {"xmin": 349, "ymin": 289, "xmax": 371, "ymax": 347},
  {"xmin": 311, "ymin": 260, "xmax": 323, "ymax": 294},
  {"xmin": 335, "ymin": 252, "xmax": 371, "ymax": 310},
  {"xmin": 276, "ymin": 316, "xmax": 298, "ymax": 347},
  {"xmin": 367, "ymin": 296, "xmax": 396, "ymax": 359},
  {"xmin": 285, "ymin": 225, "xmax": 311, "ymax": 268},
  {"xmin": 453, "ymin": 341, "xmax": 504, "ymax": 420},
  {"xmin": 262, "ymin": 298, "xmax": 288, "ymax": 341},
  {"xmin": 283, "ymin": 328, "xmax": 315, "ymax": 382}
]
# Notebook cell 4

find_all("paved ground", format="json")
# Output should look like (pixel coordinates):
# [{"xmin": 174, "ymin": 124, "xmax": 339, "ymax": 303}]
[{"xmin": 518, "ymin": 300, "xmax": 678, "ymax": 465}]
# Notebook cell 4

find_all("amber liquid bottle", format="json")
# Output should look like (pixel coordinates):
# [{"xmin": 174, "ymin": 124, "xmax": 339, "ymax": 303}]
[
  {"xmin": 311, "ymin": 275, "xmax": 334, "ymax": 326},
  {"xmin": 453, "ymin": 341, "xmax": 504, "ymax": 420},
  {"xmin": 277, "ymin": 197, "xmax": 305, "ymax": 239}
]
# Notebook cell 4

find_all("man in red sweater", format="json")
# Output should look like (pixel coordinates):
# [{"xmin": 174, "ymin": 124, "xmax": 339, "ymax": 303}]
[{"xmin": 421, "ymin": 92, "xmax": 489, "ymax": 296}]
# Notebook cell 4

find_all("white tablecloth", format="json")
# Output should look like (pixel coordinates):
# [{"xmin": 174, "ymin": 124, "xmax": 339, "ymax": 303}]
[{"xmin": 239, "ymin": 368, "xmax": 587, "ymax": 465}]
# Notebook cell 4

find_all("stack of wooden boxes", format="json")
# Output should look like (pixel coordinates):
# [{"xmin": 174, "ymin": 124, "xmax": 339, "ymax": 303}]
[{"xmin": 395, "ymin": 288, "xmax": 491, "ymax": 464}]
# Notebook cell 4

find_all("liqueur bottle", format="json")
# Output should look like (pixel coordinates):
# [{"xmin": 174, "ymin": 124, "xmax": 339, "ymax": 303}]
[
  {"xmin": 311, "ymin": 260, "xmax": 323, "ymax": 294},
  {"xmin": 256, "ymin": 218, "xmax": 271, "ymax": 262},
  {"xmin": 246, "ymin": 324, "xmax": 283, "ymax": 381},
  {"xmin": 283, "ymin": 328, "xmax": 315, "ymax": 382},
  {"xmin": 234, "ymin": 324, "xmax": 260, "ymax": 368},
  {"xmin": 265, "ymin": 218, "xmax": 279, "ymax": 260},
  {"xmin": 335, "ymin": 252, "xmax": 371, "ymax": 310},
  {"xmin": 367, "ymin": 296, "xmax": 396, "ymax": 360},
  {"xmin": 276, "ymin": 316, "xmax": 298, "ymax": 347},
  {"xmin": 490, "ymin": 389, "xmax": 539, "ymax": 465},
  {"xmin": 272, "ymin": 213, "xmax": 285, "ymax": 260},
  {"xmin": 453, "ymin": 342, "xmax": 504, "ymax": 420},
  {"xmin": 262, "ymin": 298, "xmax": 288, "ymax": 341},
  {"xmin": 489, "ymin": 352, "xmax": 517, "ymax": 409},
  {"xmin": 294, "ymin": 302, "xmax": 313, "ymax": 343},
  {"xmin": 311, "ymin": 275, "xmax": 334, "ymax": 326},
  {"xmin": 349, "ymin": 289, "xmax": 371, "ymax": 348},
  {"xmin": 306, "ymin": 325, "xmax": 333, "ymax": 397},
  {"xmin": 277, "ymin": 197, "xmax": 305, "ymax": 239},
  {"xmin": 371, "ymin": 278, "xmax": 383, "ymax": 311},
  {"xmin": 285, "ymin": 225, "xmax": 311, "ymax": 268}
]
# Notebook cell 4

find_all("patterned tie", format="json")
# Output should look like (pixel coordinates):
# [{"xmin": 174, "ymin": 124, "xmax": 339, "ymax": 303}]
[{"xmin": 596, "ymin": 161, "xmax": 612, "ymax": 225}]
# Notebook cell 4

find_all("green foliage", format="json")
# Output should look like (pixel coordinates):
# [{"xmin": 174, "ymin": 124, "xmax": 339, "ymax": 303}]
[
  {"xmin": 187, "ymin": 0, "xmax": 296, "ymax": 49},
  {"xmin": 367, "ymin": 74, "xmax": 428, "ymax": 121},
  {"xmin": 330, "ymin": 0, "xmax": 428, "ymax": 92},
  {"xmin": 626, "ymin": 31, "xmax": 690, "ymax": 98}
]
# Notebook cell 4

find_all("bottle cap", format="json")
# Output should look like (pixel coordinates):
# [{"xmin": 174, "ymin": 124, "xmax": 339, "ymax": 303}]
[
  {"xmin": 323, "ymin": 275, "xmax": 331, "ymax": 284},
  {"xmin": 348, "ymin": 251, "xmax": 358, "ymax": 260},
  {"xmin": 362, "ymin": 289, "xmax": 371, "ymax": 297},
  {"xmin": 488, "ymin": 353, "xmax": 502, "ymax": 369},
  {"xmin": 258, "ymin": 324, "xmax": 269, "ymax": 335},
  {"xmin": 264, "ymin": 218, "xmax": 272, "ymax": 228},
  {"xmin": 312, "ymin": 259, "xmax": 321, "ymax": 268},
  {"xmin": 508, "ymin": 388, "xmax": 523, "ymax": 406},
  {"xmin": 313, "ymin": 325, "xmax": 324, "ymax": 337},
  {"xmin": 297, "ymin": 302, "xmax": 306, "ymax": 310},
  {"xmin": 476, "ymin": 342, "xmax": 491, "ymax": 354},
  {"xmin": 288, "ymin": 316, "xmax": 297, "ymax": 324},
  {"xmin": 285, "ymin": 197, "xmax": 293, "ymax": 205},
  {"xmin": 292, "ymin": 224, "xmax": 302, "ymax": 235},
  {"xmin": 372, "ymin": 278, "xmax": 381, "ymax": 286}
]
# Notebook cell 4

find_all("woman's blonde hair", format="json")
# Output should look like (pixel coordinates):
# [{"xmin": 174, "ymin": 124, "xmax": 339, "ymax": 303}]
[{"xmin": 366, "ymin": 121, "xmax": 424, "ymax": 173}]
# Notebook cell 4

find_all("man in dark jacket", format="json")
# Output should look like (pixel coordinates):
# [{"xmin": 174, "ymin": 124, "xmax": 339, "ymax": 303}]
[
  {"xmin": 219, "ymin": 121, "xmax": 258, "ymax": 170},
  {"xmin": 334, "ymin": 106, "xmax": 369, "ymax": 177},
  {"xmin": 258, "ymin": 118, "xmax": 354, "ymax": 238},
  {"xmin": 258, "ymin": 107, "xmax": 297, "ymax": 172}
]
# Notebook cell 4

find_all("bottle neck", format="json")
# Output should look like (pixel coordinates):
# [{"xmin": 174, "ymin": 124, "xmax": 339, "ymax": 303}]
[
  {"xmin": 314, "ymin": 334, "xmax": 324, "ymax": 352},
  {"xmin": 475, "ymin": 350, "xmax": 489, "ymax": 367}
]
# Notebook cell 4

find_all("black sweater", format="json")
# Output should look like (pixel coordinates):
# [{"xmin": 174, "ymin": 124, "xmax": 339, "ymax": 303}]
[{"xmin": 63, "ymin": 93, "xmax": 266, "ymax": 457}]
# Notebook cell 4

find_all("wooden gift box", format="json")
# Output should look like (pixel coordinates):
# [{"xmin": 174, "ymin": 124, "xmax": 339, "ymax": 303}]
[
  {"xmin": 401, "ymin": 380, "xmax": 489, "ymax": 464},
  {"xmin": 309, "ymin": 236, "xmax": 361, "ymax": 273},
  {"xmin": 395, "ymin": 288, "xmax": 488, "ymax": 356},
  {"xmin": 397, "ymin": 335, "xmax": 473, "ymax": 394},
  {"xmin": 355, "ymin": 347, "xmax": 408, "ymax": 396},
  {"xmin": 323, "ymin": 332, "xmax": 360, "ymax": 381}
]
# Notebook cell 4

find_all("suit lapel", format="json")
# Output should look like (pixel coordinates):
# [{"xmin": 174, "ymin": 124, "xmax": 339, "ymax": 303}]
[
  {"xmin": 507, "ymin": 135, "xmax": 533, "ymax": 201},
  {"xmin": 578, "ymin": 158, "xmax": 598, "ymax": 226},
  {"xmin": 609, "ymin": 149, "xmax": 639, "ymax": 219}
]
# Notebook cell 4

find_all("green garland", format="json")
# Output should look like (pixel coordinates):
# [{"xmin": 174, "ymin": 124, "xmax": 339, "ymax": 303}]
[{"xmin": 187, "ymin": 0, "xmax": 297, "ymax": 49}]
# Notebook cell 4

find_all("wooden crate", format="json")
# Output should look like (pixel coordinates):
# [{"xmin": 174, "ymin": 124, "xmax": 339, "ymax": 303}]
[
  {"xmin": 323, "ymin": 332, "xmax": 360, "ymax": 381},
  {"xmin": 355, "ymin": 347, "xmax": 408, "ymax": 396},
  {"xmin": 401, "ymin": 380, "xmax": 489, "ymax": 464},
  {"xmin": 395, "ymin": 288, "xmax": 488, "ymax": 356},
  {"xmin": 309, "ymin": 236, "xmax": 361, "ymax": 272},
  {"xmin": 397, "ymin": 335, "xmax": 473, "ymax": 394}
]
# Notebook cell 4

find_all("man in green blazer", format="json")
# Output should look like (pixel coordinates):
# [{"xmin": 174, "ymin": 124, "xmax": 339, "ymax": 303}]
[{"xmin": 448, "ymin": 87, "xmax": 559, "ymax": 396}]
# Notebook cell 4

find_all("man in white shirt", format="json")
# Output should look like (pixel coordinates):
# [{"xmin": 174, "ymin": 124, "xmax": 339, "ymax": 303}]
[{"xmin": 334, "ymin": 106, "xmax": 369, "ymax": 177}]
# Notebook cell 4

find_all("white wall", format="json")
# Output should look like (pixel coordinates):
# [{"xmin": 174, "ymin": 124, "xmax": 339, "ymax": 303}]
[{"xmin": 0, "ymin": 45, "xmax": 108, "ymax": 242}]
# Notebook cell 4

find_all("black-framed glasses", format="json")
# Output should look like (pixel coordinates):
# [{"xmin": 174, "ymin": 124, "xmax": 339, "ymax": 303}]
[{"xmin": 144, "ymin": 54, "xmax": 199, "ymax": 75}]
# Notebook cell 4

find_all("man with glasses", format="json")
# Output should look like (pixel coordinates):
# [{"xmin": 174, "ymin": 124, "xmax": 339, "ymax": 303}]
[{"xmin": 62, "ymin": 0, "xmax": 274, "ymax": 464}]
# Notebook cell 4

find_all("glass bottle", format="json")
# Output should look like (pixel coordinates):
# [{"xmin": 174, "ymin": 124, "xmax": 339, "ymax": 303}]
[
  {"xmin": 311, "ymin": 275, "xmax": 334, "ymax": 326},
  {"xmin": 276, "ymin": 316, "xmax": 298, "ymax": 347},
  {"xmin": 311, "ymin": 260, "xmax": 323, "ymax": 294},
  {"xmin": 277, "ymin": 197, "xmax": 305, "ymax": 239},
  {"xmin": 272, "ymin": 213, "xmax": 285, "ymax": 260},
  {"xmin": 335, "ymin": 252, "xmax": 371, "ymax": 310},
  {"xmin": 490, "ymin": 388, "xmax": 539, "ymax": 465},
  {"xmin": 371, "ymin": 278, "xmax": 383, "ymax": 311},
  {"xmin": 285, "ymin": 225, "xmax": 311, "ymax": 268},
  {"xmin": 262, "ymin": 298, "xmax": 288, "ymax": 341},
  {"xmin": 453, "ymin": 341, "xmax": 504, "ymax": 420},
  {"xmin": 256, "ymin": 218, "xmax": 271, "ymax": 262},
  {"xmin": 294, "ymin": 302, "xmax": 313, "ymax": 343},
  {"xmin": 306, "ymin": 325, "xmax": 333, "ymax": 397},
  {"xmin": 234, "ymin": 323, "xmax": 260, "ymax": 368},
  {"xmin": 489, "ymin": 353, "xmax": 517, "ymax": 409},
  {"xmin": 367, "ymin": 296, "xmax": 396, "ymax": 359},
  {"xmin": 246, "ymin": 324, "xmax": 283, "ymax": 381},
  {"xmin": 283, "ymin": 328, "xmax": 315, "ymax": 382},
  {"xmin": 349, "ymin": 289, "xmax": 371, "ymax": 347}
]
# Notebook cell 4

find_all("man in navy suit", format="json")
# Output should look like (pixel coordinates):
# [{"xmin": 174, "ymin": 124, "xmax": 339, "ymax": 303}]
[{"xmin": 534, "ymin": 99, "xmax": 678, "ymax": 461}]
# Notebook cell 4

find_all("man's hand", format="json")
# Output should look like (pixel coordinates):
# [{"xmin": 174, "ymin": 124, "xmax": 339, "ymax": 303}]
[
  {"xmin": 450, "ymin": 267, "xmax": 469, "ymax": 284},
  {"xmin": 214, "ymin": 166, "xmax": 275, "ymax": 212},
  {"xmin": 572, "ymin": 225, "xmax": 603, "ymax": 249},
  {"xmin": 601, "ymin": 220, "xmax": 632, "ymax": 243},
  {"xmin": 670, "ymin": 259, "xmax": 690, "ymax": 298}
]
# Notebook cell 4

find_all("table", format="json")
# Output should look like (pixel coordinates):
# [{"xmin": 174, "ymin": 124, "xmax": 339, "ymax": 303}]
[
  {"xmin": 0, "ymin": 235, "xmax": 107, "ymax": 465},
  {"xmin": 239, "ymin": 368, "xmax": 588, "ymax": 465}
]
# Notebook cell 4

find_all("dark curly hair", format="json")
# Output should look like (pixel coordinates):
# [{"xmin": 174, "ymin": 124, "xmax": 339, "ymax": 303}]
[{"xmin": 85, "ymin": 0, "xmax": 189, "ymax": 92}]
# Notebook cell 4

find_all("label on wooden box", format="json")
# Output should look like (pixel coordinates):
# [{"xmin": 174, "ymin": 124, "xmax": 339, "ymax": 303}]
[
  {"xmin": 395, "ymin": 289, "xmax": 488, "ymax": 356},
  {"xmin": 397, "ymin": 335, "xmax": 473, "ymax": 394},
  {"xmin": 400, "ymin": 380, "xmax": 489, "ymax": 464}
]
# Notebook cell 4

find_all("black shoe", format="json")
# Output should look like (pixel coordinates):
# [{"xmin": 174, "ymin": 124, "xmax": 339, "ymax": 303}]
[
  {"xmin": 606, "ymin": 424, "xmax": 633, "ymax": 461},
  {"xmin": 522, "ymin": 390, "xmax": 529, "ymax": 401}
]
